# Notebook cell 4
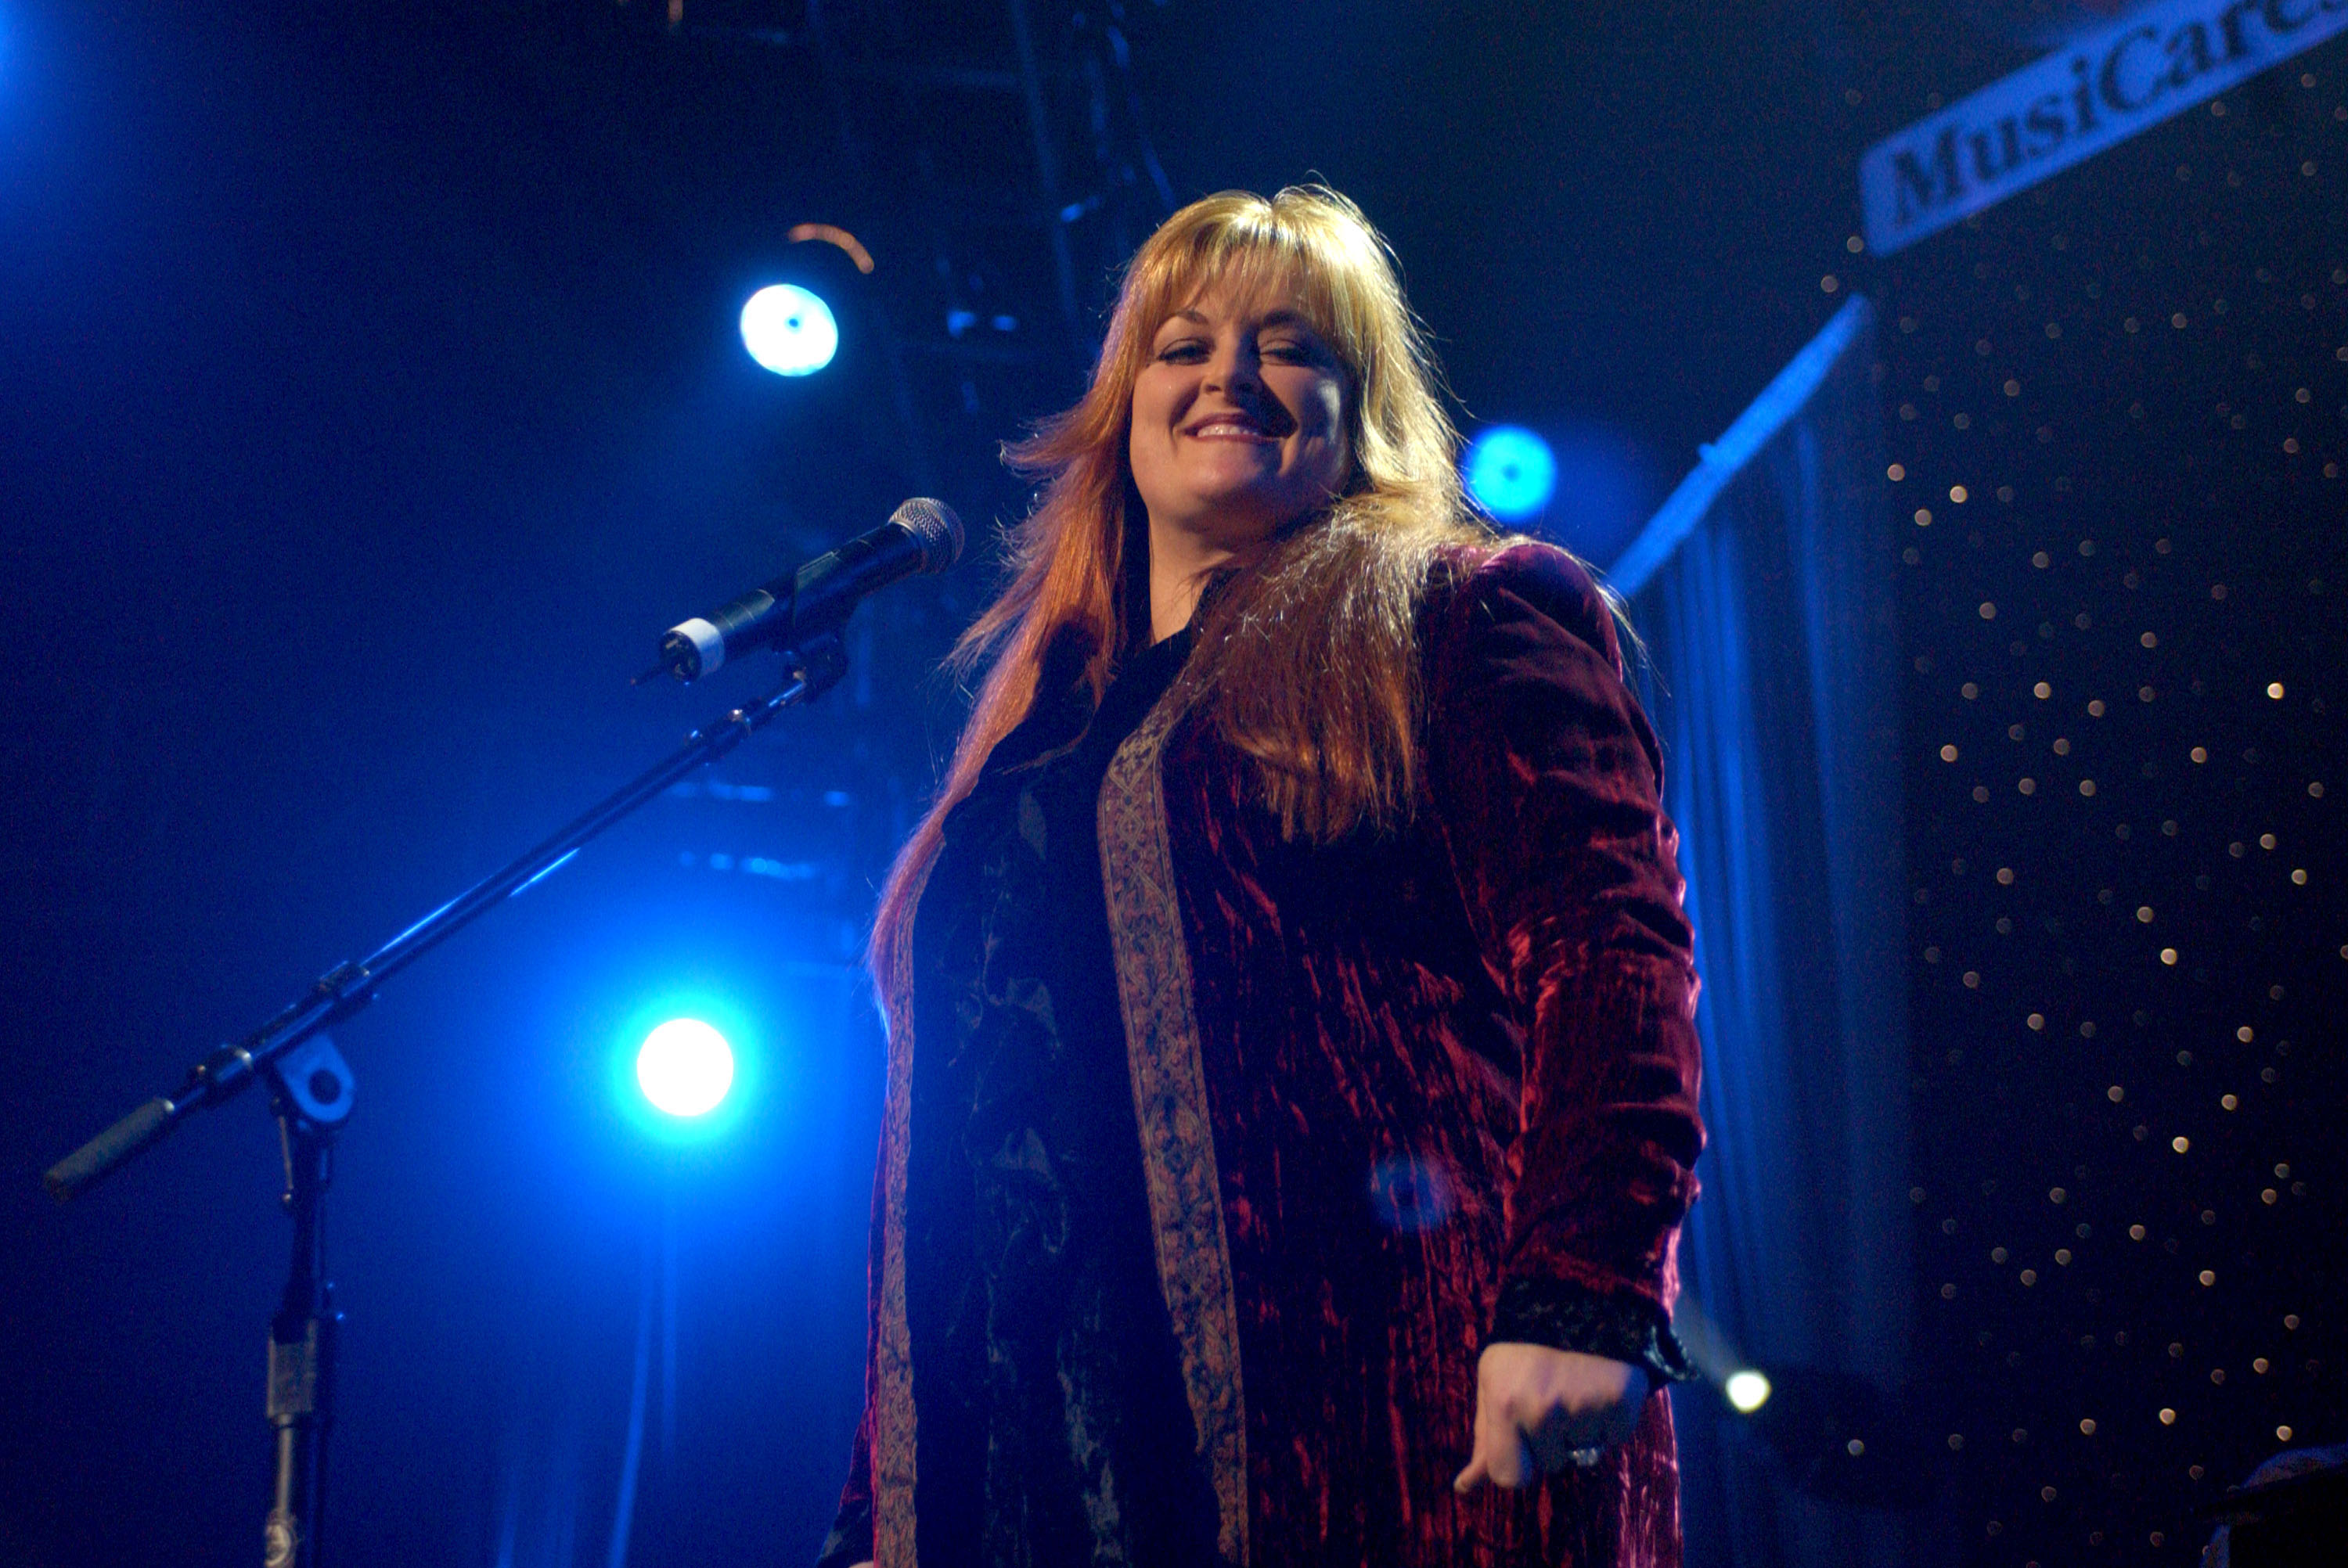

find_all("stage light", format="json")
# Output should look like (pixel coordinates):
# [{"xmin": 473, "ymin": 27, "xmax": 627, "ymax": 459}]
[
  {"xmin": 740, "ymin": 284, "xmax": 838, "ymax": 376},
  {"xmin": 1464, "ymin": 426, "xmax": 1558, "ymax": 520},
  {"xmin": 1724, "ymin": 1368, "xmax": 1774, "ymax": 1414},
  {"xmin": 636, "ymin": 1019, "xmax": 735, "ymax": 1118}
]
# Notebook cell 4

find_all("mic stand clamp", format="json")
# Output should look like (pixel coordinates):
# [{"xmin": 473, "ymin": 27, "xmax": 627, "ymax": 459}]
[{"xmin": 262, "ymin": 1031, "xmax": 352, "ymax": 1568}]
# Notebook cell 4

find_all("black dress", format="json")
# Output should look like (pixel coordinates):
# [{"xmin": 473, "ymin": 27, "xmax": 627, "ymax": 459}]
[{"xmin": 819, "ymin": 628, "xmax": 1219, "ymax": 1568}]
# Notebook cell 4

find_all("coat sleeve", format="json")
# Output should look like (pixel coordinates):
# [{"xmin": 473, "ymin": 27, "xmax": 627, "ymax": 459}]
[{"xmin": 1420, "ymin": 541, "xmax": 1704, "ymax": 1381}]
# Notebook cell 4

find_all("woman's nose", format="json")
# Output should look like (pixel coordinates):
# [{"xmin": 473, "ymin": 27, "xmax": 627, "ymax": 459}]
[{"xmin": 1203, "ymin": 341, "xmax": 1262, "ymax": 394}]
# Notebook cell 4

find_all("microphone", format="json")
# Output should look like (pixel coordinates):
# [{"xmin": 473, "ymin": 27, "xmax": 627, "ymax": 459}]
[{"xmin": 650, "ymin": 498, "xmax": 963, "ymax": 682}]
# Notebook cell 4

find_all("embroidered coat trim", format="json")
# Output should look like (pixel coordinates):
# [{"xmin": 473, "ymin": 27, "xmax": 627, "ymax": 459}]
[
  {"xmin": 1097, "ymin": 678, "xmax": 1251, "ymax": 1566},
  {"xmin": 873, "ymin": 856, "xmax": 930, "ymax": 1567}
]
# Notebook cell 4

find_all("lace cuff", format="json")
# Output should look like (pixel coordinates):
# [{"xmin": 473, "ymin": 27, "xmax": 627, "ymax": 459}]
[{"xmin": 1484, "ymin": 1275, "xmax": 1694, "ymax": 1385}]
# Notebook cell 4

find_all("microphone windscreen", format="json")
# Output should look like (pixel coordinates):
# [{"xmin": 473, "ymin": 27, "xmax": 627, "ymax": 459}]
[{"xmin": 890, "ymin": 498, "xmax": 964, "ymax": 573}]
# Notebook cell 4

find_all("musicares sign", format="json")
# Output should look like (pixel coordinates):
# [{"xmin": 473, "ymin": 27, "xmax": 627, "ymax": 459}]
[{"xmin": 1860, "ymin": 0, "xmax": 2348, "ymax": 254}]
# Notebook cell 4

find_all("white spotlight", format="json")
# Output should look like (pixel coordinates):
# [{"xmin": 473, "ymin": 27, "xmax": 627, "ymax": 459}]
[
  {"xmin": 740, "ymin": 284, "xmax": 839, "ymax": 376},
  {"xmin": 636, "ymin": 1018, "xmax": 735, "ymax": 1118},
  {"xmin": 1724, "ymin": 1369, "xmax": 1774, "ymax": 1415}
]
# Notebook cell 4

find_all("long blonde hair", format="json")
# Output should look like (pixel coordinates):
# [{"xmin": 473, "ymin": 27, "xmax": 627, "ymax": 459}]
[{"xmin": 870, "ymin": 185, "xmax": 1496, "ymax": 983}]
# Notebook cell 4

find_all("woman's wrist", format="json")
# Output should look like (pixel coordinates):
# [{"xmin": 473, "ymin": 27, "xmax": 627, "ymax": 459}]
[{"xmin": 1485, "ymin": 1275, "xmax": 1694, "ymax": 1385}]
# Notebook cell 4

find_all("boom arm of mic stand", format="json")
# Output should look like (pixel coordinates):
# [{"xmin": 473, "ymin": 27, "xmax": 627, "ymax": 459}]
[{"xmin": 42, "ymin": 633, "xmax": 851, "ymax": 1203}]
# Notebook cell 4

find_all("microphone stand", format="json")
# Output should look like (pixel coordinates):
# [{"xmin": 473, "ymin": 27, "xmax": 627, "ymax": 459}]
[{"xmin": 41, "ymin": 632, "xmax": 850, "ymax": 1568}]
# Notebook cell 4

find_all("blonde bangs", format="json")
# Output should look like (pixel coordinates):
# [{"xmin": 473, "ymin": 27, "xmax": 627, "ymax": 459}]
[{"xmin": 1102, "ymin": 196, "xmax": 1416, "ymax": 488}]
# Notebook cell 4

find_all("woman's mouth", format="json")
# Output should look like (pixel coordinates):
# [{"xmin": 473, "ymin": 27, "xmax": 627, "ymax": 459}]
[{"xmin": 1187, "ymin": 417, "xmax": 1274, "ymax": 441}]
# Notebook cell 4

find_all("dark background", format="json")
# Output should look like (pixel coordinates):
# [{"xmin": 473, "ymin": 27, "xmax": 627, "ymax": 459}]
[{"xmin": 1, "ymin": 2, "xmax": 2339, "ymax": 1564}]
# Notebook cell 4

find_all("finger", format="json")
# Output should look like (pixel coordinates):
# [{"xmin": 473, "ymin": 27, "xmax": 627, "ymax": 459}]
[
  {"xmin": 1485, "ymin": 1425, "xmax": 1529, "ymax": 1490},
  {"xmin": 1457, "ymin": 1378, "xmax": 1534, "ymax": 1494},
  {"xmin": 1483, "ymin": 1382, "xmax": 1532, "ymax": 1491},
  {"xmin": 1591, "ymin": 1368, "xmax": 1651, "ymax": 1451},
  {"xmin": 1525, "ymin": 1402, "xmax": 1580, "ymax": 1473},
  {"xmin": 1455, "ymin": 1386, "xmax": 1493, "ymax": 1494},
  {"xmin": 1454, "ymin": 1392, "xmax": 1504, "ymax": 1494},
  {"xmin": 1522, "ymin": 1399, "xmax": 1635, "ymax": 1476}
]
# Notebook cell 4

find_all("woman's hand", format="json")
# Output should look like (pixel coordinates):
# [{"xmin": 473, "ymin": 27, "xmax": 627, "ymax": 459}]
[{"xmin": 1452, "ymin": 1343, "xmax": 1649, "ymax": 1494}]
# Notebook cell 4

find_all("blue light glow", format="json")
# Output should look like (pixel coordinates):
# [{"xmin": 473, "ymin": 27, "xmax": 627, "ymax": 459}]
[
  {"xmin": 636, "ymin": 1018, "xmax": 736, "ymax": 1117},
  {"xmin": 1463, "ymin": 425, "xmax": 1558, "ymax": 521},
  {"xmin": 740, "ymin": 284, "xmax": 838, "ymax": 376}
]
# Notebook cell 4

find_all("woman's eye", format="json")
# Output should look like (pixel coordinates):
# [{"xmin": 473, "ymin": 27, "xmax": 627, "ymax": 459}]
[{"xmin": 1157, "ymin": 341, "xmax": 1207, "ymax": 362}]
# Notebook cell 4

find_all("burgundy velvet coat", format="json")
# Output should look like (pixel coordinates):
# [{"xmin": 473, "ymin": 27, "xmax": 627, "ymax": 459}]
[{"xmin": 843, "ymin": 541, "xmax": 1705, "ymax": 1567}]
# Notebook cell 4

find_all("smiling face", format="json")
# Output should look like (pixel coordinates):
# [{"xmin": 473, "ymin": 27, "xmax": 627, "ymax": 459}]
[{"xmin": 1127, "ymin": 276, "xmax": 1353, "ymax": 566}]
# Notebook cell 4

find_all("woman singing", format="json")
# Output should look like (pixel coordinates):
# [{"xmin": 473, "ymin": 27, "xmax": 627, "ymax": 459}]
[{"xmin": 819, "ymin": 186, "xmax": 1704, "ymax": 1568}]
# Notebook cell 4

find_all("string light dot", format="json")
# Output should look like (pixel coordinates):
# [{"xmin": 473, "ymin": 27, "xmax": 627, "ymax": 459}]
[{"xmin": 1889, "ymin": 95, "xmax": 2337, "ymax": 1555}]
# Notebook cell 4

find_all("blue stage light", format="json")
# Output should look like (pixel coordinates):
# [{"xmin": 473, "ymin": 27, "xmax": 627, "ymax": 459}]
[
  {"xmin": 740, "ymin": 284, "xmax": 838, "ymax": 376},
  {"xmin": 636, "ymin": 1019, "xmax": 735, "ymax": 1118},
  {"xmin": 1463, "ymin": 426, "xmax": 1558, "ymax": 521}
]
